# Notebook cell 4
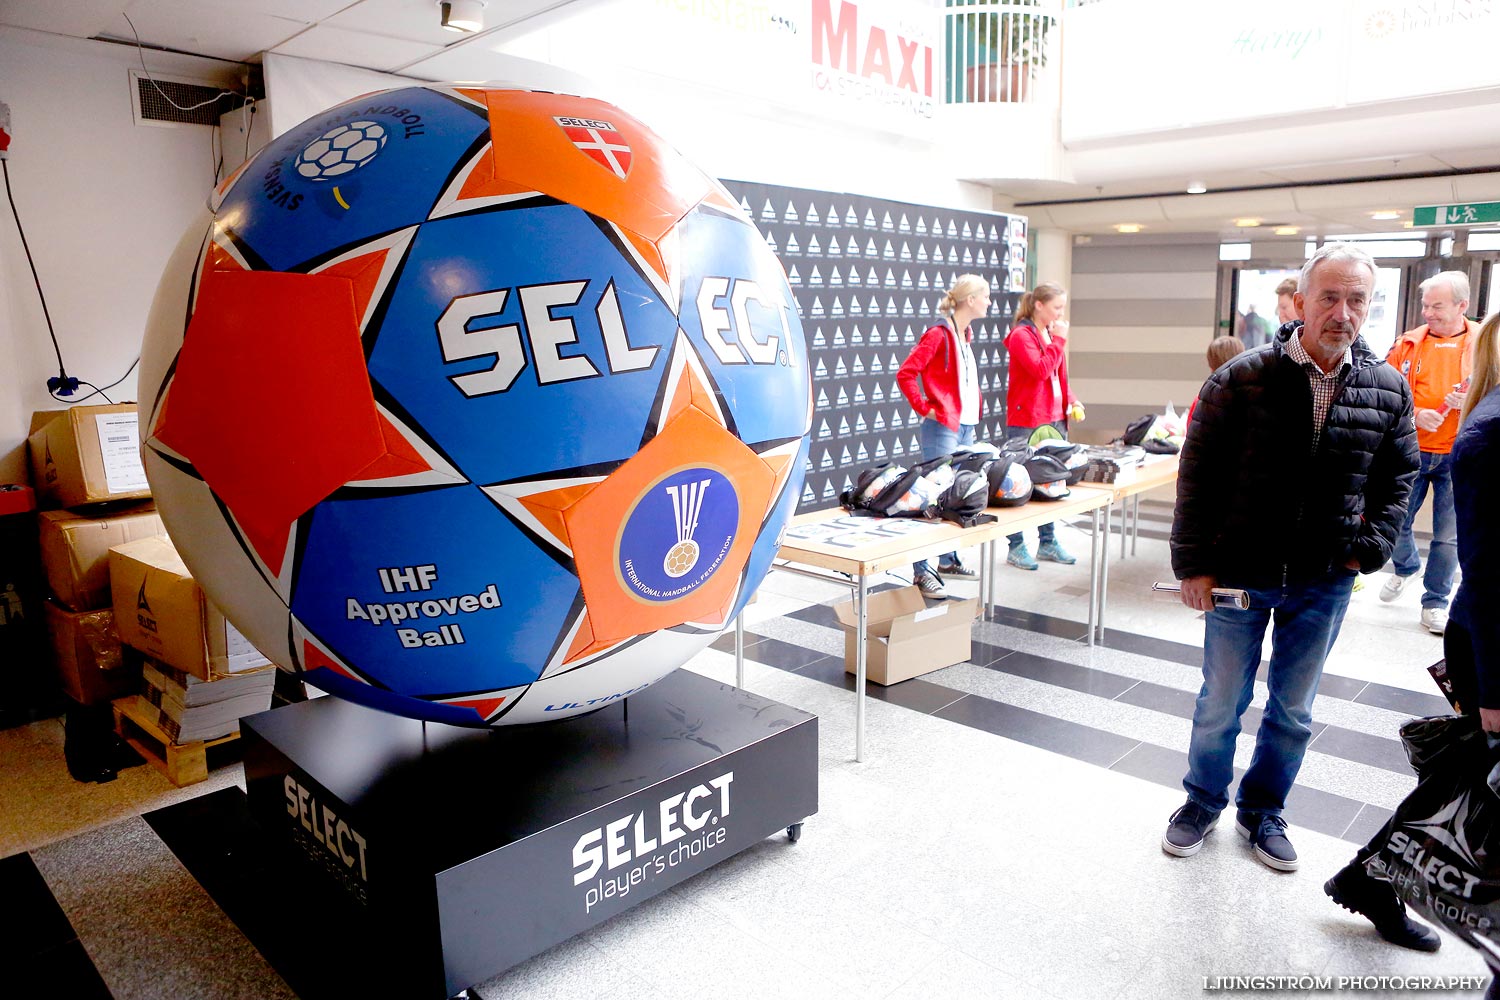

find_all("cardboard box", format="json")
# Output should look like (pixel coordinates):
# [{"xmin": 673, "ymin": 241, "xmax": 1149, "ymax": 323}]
[
  {"xmin": 109, "ymin": 535, "xmax": 272, "ymax": 680},
  {"xmin": 832, "ymin": 586, "xmax": 978, "ymax": 686},
  {"xmin": 28, "ymin": 404, "xmax": 151, "ymax": 509},
  {"xmin": 38, "ymin": 503, "xmax": 164, "ymax": 611},
  {"xmin": 44, "ymin": 601, "xmax": 136, "ymax": 705}
]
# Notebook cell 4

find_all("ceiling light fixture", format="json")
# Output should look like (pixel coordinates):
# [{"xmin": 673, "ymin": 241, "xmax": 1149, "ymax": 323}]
[
  {"xmin": 1233, "ymin": 218, "xmax": 1261, "ymax": 228},
  {"xmin": 1370, "ymin": 210, "xmax": 1401, "ymax": 220},
  {"xmin": 1274, "ymin": 226, "xmax": 1300, "ymax": 236},
  {"xmin": 438, "ymin": 0, "xmax": 486, "ymax": 33},
  {"xmin": 1114, "ymin": 223, "xmax": 1143, "ymax": 234},
  {"xmin": 1186, "ymin": 182, "xmax": 1207, "ymax": 195}
]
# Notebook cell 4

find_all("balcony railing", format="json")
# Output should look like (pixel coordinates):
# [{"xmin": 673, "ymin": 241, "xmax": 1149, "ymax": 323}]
[{"xmin": 943, "ymin": 0, "xmax": 1062, "ymax": 105}]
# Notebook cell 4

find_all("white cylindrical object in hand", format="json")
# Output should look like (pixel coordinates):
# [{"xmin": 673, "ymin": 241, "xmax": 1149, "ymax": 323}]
[{"xmin": 1151, "ymin": 582, "xmax": 1250, "ymax": 609}]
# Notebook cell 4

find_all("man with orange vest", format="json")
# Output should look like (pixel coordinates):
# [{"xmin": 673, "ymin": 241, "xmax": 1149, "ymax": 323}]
[{"xmin": 1380, "ymin": 271, "xmax": 1476, "ymax": 635}]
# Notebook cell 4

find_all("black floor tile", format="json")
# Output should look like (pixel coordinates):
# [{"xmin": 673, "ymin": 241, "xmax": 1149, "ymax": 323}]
[
  {"xmin": 709, "ymin": 632, "xmax": 767, "ymax": 654},
  {"xmin": 15, "ymin": 938, "xmax": 112, "ymax": 1000},
  {"xmin": 931, "ymin": 697, "xmax": 1140, "ymax": 768},
  {"xmin": 1315, "ymin": 672, "xmax": 1370, "ymax": 701},
  {"xmin": 1283, "ymin": 781, "xmax": 1365, "ymax": 841},
  {"xmin": 1340, "ymin": 804, "xmax": 1394, "ymax": 849},
  {"xmin": 1095, "ymin": 627, "xmax": 1205, "ymax": 667},
  {"xmin": 1308, "ymin": 724, "xmax": 1412, "ymax": 775},
  {"xmin": 146, "ymin": 788, "xmax": 394, "ymax": 999},
  {"xmin": 1352, "ymin": 681, "xmax": 1452, "ymax": 719},
  {"xmin": 1108, "ymin": 741, "xmax": 1188, "ymax": 790},
  {"xmin": 0, "ymin": 852, "xmax": 77, "ymax": 960},
  {"xmin": 1115, "ymin": 680, "xmax": 1199, "ymax": 717},
  {"xmin": 982, "ymin": 605, "xmax": 1091, "ymax": 642},
  {"xmin": 1108, "ymin": 741, "xmax": 1364, "ymax": 841},
  {"xmin": 742, "ymin": 635, "xmax": 840, "ymax": 673},
  {"xmin": 975, "ymin": 646, "xmax": 1138, "ymax": 699},
  {"xmin": 793, "ymin": 658, "xmax": 970, "ymax": 714}
]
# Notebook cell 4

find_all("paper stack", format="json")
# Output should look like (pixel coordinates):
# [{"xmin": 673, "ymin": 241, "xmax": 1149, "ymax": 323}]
[{"xmin": 138, "ymin": 657, "xmax": 276, "ymax": 743}]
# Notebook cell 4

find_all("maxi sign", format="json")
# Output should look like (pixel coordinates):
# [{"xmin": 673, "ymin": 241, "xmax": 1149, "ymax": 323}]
[{"xmin": 810, "ymin": 0, "xmax": 937, "ymax": 118}]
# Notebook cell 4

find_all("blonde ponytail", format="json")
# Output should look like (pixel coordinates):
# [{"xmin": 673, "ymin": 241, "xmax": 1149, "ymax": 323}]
[
  {"xmin": 939, "ymin": 274, "xmax": 989, "ymax": 317},
  {"xmin": 1015, "ymin": 281, "xmax": 1066, "ymax": 323},
  {"xmin": 1461, "ymin": 312, "xmax": 1500, "ymax": 425}
]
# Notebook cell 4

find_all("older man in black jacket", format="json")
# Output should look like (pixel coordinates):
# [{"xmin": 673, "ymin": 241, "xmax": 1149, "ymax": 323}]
[{"xmin": 1162, "ymin": 243, "xmax": 1418, "ymax": 877}]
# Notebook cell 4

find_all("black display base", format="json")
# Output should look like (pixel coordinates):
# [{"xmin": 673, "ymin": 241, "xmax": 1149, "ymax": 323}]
[{"xmin": 240, "ymin": 669, "xmax": 818, "ymax": 999}]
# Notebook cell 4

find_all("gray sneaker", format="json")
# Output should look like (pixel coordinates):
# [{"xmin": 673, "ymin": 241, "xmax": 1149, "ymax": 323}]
[
  {"xmin": 914, "ymin": 569, "xmax": 947, "ymax": 599},
  {"xmin": 1380, "ymin": 574, "xmax": 1410, "ymax": 602},
  {"xmin": 1162, "ymin": 801, "xmax": 1219, "ymax": 857}
]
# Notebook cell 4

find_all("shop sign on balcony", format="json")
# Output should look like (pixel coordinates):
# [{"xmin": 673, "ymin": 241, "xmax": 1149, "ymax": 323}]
[{"xmin": 809, "ymin": 0, "xmax": 939, "ymax": 119}]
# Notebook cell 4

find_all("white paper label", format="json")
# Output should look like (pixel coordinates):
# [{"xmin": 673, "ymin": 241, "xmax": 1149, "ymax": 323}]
[
  {"xmin": 224, "ymin": 620, "xmax": 271, "ymax": 673},
  {"xmin": 94, "ymin": 413, "xmax": 148, "ymax": 493}
]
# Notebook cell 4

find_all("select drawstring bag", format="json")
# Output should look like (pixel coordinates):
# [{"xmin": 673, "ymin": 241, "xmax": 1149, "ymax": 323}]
[{"xmin": 1364, "ymin": 715, "xmax": 1500, "ymax": 965}]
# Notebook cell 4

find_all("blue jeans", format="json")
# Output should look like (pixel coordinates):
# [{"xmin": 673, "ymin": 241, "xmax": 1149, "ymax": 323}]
[
  {"xmin": 1183, "ymin": 570, "xmax": 1356, "ymax": 816},
  {"xmin": 913, "ymin": 419, "xmax": 974, "ymax": 577},
  {"xmin": 1390, "ymin": 450, "xmax": 1457, "ymax": 610},
  {"xmin": 1005, "ymin": 421, "xmax": 1063, "ymax": 548}
]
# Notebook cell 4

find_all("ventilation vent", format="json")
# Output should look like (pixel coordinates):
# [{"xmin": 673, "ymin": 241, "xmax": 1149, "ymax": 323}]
[{"xmin": 130, "ymin": 70, "xmax": 240, "ymax": 127}]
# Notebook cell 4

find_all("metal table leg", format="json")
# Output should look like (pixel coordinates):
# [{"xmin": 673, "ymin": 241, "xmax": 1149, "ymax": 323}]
[
  {"xmin": 1132, "ymin": 494, "xmax": 1141, "ymax": 556},
  {"xmin": 1088, "ymin": 506, "xmax": 1100, "ymax": 648},
  {"xmin": 855, "ymin": 572, "xmax": 868, "ymax": 762},
  {"xmin": 734, "ymin": 612, "xmax": 745, "ymax": 689},
  {"xmin": 980, "ymin": 539, "xmax": 992, "ymax": 615},
  {"xmin": 1099, "ymin": 502, "xmax": 1112, "ymax": 645}
]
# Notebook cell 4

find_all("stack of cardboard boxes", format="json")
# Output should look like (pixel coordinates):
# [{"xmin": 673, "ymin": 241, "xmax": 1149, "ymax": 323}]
[
  {"xmin": 29, "ymin": 404, "xmax": 275, "ymax": 752},
  {"xmin": 30, "ymin": 404, "xmax": 157, "ymax": 705}
]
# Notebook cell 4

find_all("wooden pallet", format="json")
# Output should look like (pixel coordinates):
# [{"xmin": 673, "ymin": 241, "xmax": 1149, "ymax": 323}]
[{"xmin": 111, "ymin": 695, "xmax": 240, "ymax": 787}]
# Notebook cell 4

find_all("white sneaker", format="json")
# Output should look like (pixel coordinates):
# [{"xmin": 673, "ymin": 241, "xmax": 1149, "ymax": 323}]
[
  {"xmin": 1380, "ymin": 575, "xmax": 1410, "ymax": 602},
  {"xmin": 1421, "ymin": 607, "xmax": 1448, "ymax": 635}
]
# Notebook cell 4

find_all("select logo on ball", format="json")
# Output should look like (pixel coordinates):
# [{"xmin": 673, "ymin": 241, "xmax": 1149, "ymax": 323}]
[{"xmin": 617, "ymin": 468, "xmax": 738, "ymax": 603}]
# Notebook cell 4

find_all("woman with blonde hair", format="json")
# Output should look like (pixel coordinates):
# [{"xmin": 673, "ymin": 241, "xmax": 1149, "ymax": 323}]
[
  {"xmin": 896, "ymin": 273, "xmax": 990, "ymax": 598},
  {"xmin": 1002, "ymin": 281, "xmax": 1083, "ymax": 570},
  {"xmin": 1324, "ymin": 312, "xmax": 1500, "ymax": 974},
  {"xmin": 1447, "ymin": 310, "xmax": 1500, "ymax": 728}
]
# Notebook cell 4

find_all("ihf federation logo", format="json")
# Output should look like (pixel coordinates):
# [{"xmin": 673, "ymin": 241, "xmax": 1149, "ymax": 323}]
[
  {"xmin": 295, "ymin": 121, "xmax": 388, "ymax": 180},
  {"xmin": 618, "ymin": 469, "xmax": 739, "ymax": 603}
]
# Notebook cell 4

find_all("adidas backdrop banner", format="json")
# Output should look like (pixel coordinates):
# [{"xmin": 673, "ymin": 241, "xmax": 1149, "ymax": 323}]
[
  {"xmin": 137, "ymin": 86, "xmax": 812, "ymax": 728},
  {"xmin": 721, "ymin": 181, "xmax": 1026, "ymax": 513},
  {"xmin": 1366, "ymin": 715, "xmax": 1500, "ymax": 963}
]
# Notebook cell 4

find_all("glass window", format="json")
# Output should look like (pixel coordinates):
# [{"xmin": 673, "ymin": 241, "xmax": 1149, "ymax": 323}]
[
  {"xmin": 1361, "ymin": 266, "xmax": 1403, "ymax": 359},
  {"xmin": 1232, "ymin": 267, "xmax": 1298, "ymax": 349}
]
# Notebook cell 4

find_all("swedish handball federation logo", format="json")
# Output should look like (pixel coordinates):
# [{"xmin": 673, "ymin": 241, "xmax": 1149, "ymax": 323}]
[{"xmin": 617, "ymin": 468, "xmax": 739, "ymax": 603}]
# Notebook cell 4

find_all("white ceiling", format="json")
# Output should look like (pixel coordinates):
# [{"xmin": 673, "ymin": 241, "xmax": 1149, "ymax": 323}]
[
  {"xmin": 0, "ymin": 0, "xmax": 589, "ymax": 75},
  {"xmin": 4, "ymin": 0, "xmax": 1498, "ymax": 238}
]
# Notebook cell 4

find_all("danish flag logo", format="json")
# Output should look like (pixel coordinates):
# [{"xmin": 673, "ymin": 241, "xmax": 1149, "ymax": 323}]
[{"xmin": 554, "ymin": 116, "xmax": 632, "ymax": 179}]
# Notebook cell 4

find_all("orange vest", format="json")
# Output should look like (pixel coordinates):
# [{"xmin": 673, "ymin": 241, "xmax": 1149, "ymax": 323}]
[{"xmin": 1385, "ymin": 319, "xmax": 1477, "ymax": 454}]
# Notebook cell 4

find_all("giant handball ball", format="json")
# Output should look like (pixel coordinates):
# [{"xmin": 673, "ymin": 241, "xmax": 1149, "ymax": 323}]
[{"xmin": 138, "ymin": 86, "xmax": 811, "ymax": 726}]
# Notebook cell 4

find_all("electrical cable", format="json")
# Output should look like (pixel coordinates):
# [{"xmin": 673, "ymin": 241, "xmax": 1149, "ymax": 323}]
[
  {"xmin": 122, "ymin": 14, "xmax": 240, "ymax": 112},
  {"xmin": 57, "ymin": 358, "xmax": 139, "ymax": 405},
  {"xmin": 2, "ymin": 157, "xmax": 68, "ymax": 387}
]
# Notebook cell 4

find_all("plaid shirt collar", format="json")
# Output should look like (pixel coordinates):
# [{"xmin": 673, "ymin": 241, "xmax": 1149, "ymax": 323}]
[{"xmin": 1283, "ymin": 329, "xmax": 1352, "ymax": 447}]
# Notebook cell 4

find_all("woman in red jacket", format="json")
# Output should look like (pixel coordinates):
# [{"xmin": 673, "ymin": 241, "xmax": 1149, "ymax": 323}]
[
  {"xmin": 1004, "ymin": 281, "xmax": 1083, "ymax": 569},
  {"xmin": 896, "ymin": 274, "xmax": 989, "ymax": 599}
]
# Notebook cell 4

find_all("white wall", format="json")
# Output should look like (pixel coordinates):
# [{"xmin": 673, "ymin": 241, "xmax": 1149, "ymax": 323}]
[{"xmin": 0, "ymin": 27, "xmax": 240, "ymax": 484}]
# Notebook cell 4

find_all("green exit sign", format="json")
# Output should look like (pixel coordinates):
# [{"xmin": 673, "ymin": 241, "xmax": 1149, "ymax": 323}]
[{"xmin": 1413, "ymin": 202, "xmax": 1500, "ymax": 227}]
